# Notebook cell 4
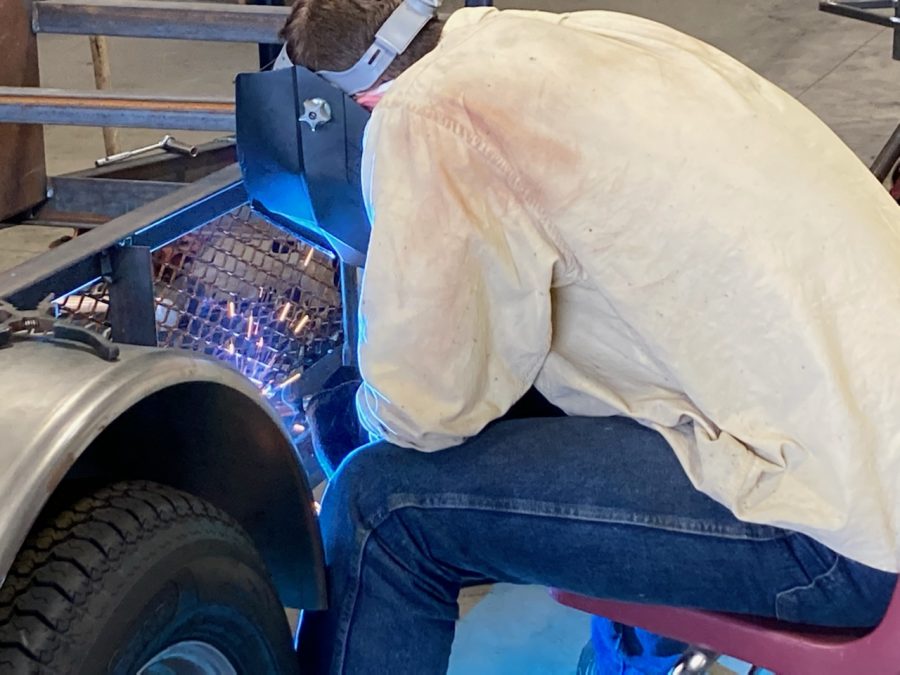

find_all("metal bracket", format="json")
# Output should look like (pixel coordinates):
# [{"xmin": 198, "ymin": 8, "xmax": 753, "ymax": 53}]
[
  {"xmin": 100, "ymin": 249, "xmax": 113, "ymax": 281},
  {"xmin": 107, "ymin": 245, "xmax": 158, "ymax": 347},
  {"xmin": 339, "ymin": 261, "xmax": 359, "ymax": 368}
]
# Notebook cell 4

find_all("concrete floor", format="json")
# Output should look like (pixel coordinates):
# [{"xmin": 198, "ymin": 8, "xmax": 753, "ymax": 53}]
[{"xmin": 2, "ymin": 1, "xmax": 899, "ymax": 673}]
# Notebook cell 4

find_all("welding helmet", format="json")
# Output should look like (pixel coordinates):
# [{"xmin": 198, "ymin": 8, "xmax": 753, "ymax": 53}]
[{"xmin": 235, "ymin": 0, "xmax": 443, "ymax": 268}]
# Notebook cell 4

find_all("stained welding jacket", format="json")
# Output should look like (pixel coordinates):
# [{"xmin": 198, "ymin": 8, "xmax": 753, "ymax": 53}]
[{"xmin": 355, "ymin": 7, "xmax": 900, "ymax": 572}]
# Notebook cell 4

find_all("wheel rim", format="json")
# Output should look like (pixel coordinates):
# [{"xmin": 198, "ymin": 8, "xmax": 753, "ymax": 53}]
[{"xmin": 136, "ymin": 640, "xmax": 238, "ymax": 675}]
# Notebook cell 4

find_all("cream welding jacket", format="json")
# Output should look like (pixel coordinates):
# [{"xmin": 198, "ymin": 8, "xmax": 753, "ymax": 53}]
[{"xmin": 355, "ymin": 7, "xmax": 900, "ymax": 572}]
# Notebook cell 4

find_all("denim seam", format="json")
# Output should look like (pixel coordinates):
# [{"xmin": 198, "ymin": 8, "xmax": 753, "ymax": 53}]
[
  {"xmin": 331, "ymin": 496, "xmax": 785, "ymax": 671},
  {"xmin": 373, "ymin": 494, "xmax": 787, "ymax": 541},
  {"xmin": 773, "ymin": 553, "xmax": 842, "ymax": 621},
  {"xmin": 333, "ymin": 526, "xmax": 376, "ymax": 675}
]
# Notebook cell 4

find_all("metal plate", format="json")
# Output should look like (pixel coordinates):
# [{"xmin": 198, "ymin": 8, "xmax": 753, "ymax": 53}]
[{"xmin": 0, "ymin": 0, "xmax": 47, "ymax": 221}]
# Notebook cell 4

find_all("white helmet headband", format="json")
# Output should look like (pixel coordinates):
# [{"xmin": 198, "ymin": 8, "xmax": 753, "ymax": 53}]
[{"xmin": 275, "ymin": 0, "xmax": 441, "ymax": 94}]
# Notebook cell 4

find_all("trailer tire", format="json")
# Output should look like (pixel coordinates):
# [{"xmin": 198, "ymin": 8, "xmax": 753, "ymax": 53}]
[{"xmin": 0, "ymin": 480, "xmax": 299, "ymax": 675}]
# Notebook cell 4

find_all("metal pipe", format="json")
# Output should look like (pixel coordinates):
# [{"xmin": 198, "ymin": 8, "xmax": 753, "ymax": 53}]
[
  {"xmin": 871, "ymin": 123, "xmax": 900, "ymax": 183},
  {"xmin": 818, "ymin": 1, "xmax": 898, "ymax": 27},
  {"xmin": 95, "ymin": 135, "xmax": 198, "ymax": 167},
  {"xmin": 0, "ymin": 87, "xmax": 234, "ymax": 131},
  {"xmin": 894, "ymin": 0, "xmax": 899, "ymax": 61},
  {"xmin": 32, "ymin": 0, "xmax": 289, "ymax": 43}
]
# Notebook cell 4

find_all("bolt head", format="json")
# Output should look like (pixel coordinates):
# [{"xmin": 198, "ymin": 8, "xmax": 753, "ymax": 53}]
[{"xmin": 299, "ymin": 98, "xmax": 333, "ymax": 131}]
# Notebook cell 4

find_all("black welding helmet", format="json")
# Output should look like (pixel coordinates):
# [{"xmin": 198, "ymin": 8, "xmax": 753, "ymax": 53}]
[{"xmin": 235, "ymin": 0, "xmax": 442, "ymax": 267}]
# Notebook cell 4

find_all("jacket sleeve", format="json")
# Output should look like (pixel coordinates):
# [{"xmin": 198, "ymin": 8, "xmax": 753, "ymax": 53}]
[{"xmin": 355, "ymin": 106, "xmax": 559, "ymax": 451}]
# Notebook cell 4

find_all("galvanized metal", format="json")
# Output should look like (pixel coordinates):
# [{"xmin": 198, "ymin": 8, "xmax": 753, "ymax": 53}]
[
  {"xmin": 32, "ymin": 0, "xmax": 289, "ymax": 43},
  {"xmin": 0, "ymin": 0, "xmax": 47, "ymax": 221},
  {"xmin": 0, "ymin": 339, "xmax": 326, "ymax": 609},
  {"xmin": 0, "ymin": 87, "xmax": 234, "ymax": 131}
]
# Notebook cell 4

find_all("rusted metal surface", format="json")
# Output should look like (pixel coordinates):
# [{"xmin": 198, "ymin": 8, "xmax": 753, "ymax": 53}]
[
  {"xmin": 33, "ymin": 0, "xmax": 289, "ymax": 42},
  {"xmin": 0, "ymin": 87, "xmax": 235, "ymax": 130},
  {"xmin": 0, "ymin": 0, "xmax": 47, "ymax": 221}
]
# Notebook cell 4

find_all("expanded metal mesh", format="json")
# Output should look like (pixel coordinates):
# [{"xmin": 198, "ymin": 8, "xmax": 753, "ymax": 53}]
[{"xmin": 57, "ymin": 205, "xmax": 344, "ymax": 440}]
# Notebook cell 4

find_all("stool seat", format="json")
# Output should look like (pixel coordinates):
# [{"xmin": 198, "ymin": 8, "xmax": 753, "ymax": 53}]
[{"xmin": 550, "ymin": 582, "xmax": 900, "ymax": 674}]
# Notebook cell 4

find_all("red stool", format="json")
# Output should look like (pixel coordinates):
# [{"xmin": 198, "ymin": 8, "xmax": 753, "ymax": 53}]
[{"xmin": 551, "ymin": 580, "xmax": 900, "ymax": 674}]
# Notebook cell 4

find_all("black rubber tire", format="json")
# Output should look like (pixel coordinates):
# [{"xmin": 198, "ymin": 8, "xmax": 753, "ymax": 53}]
[{"xmin": 0, "ymin": 480, "xmax": 299, "ymax": 675}]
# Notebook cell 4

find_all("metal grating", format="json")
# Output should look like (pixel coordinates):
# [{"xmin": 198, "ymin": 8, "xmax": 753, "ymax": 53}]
[{"xmin": 57, "ymin": 204, "xmax": 343, "ymax": 442}]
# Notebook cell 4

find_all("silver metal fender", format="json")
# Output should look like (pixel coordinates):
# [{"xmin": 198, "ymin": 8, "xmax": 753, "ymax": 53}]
[{"xmin": 0, "ymin": 338, "xmax": 325, "ymax": 610}]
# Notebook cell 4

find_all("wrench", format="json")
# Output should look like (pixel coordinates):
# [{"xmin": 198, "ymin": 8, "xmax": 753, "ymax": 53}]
[{"xmin": 95, "ymin": 134, "xmax": 199, "ymax": 167}]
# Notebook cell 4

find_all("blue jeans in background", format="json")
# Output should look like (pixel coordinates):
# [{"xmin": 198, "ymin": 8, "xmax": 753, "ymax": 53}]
[{"xmin": 296, "ymin": 416, "xmax": 896, "ymax": 674}]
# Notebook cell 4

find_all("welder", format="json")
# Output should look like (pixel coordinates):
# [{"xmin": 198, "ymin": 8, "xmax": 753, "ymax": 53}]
[{"xmin": 281, "ymin": 2, "xmax": 900, "ymax": 673}]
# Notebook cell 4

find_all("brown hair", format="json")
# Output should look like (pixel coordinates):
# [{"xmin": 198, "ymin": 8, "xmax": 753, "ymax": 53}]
[{"xmin": 280, "ymin": 0, "xmax": 444, "ymax": 84}]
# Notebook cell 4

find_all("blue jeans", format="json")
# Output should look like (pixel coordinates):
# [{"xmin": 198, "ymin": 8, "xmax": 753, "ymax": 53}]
[{"xmin": 296, "ymin": 416, "xmax": 896, "ymax": 674}]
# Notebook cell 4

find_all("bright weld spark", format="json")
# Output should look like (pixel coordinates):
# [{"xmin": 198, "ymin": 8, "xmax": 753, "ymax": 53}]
[
  {"xmin": 278, "ymin": 303, "xmax": 291, "ymax": 322},
  {"xmin": 225, "ymin": 341, "xmax": 235, "ymax": 355},
  {"xmin": 279, "ymin": 372, "xmax": 302, "ymax": 389},
  {"xmin": 246, "ymin": 315, "xmax": 254, "ymax": 339},
  {"xmin": 312, "ymin": 501, "xmax": 321, "ymax": 515},
  {"xmin": 293, "ymin": 314, "xmax": 310, "ymax": 335},
  {"xmin": 227, "ymin": 300, "xmax": 236, "ymax": 318},
  {"xmin": 292, "ymin": 423, "xmax": 306, "ymax": 435},
  {"xmin": 303, "ymin": 248, "xmax": 315, "ymax": 267}
]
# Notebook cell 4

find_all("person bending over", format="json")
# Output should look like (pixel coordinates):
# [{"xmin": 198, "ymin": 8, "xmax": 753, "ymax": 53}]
[{"xmin": 284, "ymin": 2, "xmax": 900, "ymax": 672}]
